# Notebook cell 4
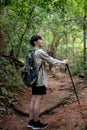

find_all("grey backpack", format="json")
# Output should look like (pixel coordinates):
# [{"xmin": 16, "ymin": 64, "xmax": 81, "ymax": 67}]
[{"xmin": 21, "ymin": 50, "xmax": 42, "ymax": 87}]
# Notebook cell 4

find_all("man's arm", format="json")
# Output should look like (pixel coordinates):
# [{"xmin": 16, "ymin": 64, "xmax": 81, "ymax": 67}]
[{"xmin": 39, "ymin": 49, "xmax": 68, "ymax": 65}]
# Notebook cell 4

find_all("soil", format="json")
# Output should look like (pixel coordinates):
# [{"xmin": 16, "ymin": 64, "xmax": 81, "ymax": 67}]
[{"xmin": 0, "ymin": 71, "xmax": 87, "ymax": 130}]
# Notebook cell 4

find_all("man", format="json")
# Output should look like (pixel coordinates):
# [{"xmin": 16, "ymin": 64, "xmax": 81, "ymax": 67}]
[{"xmin": 27, "ymin": 35, "xmax": 68, "ymax": 130}]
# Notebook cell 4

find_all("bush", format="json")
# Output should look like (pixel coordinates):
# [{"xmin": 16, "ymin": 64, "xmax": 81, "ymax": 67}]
[{"xmin": 0, "ymin": 56, "xmax": 24, "ymax": 106}]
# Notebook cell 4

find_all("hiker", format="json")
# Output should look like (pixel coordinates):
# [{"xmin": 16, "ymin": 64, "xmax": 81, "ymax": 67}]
[{"xmin": 27, "ymin": 35, "xmax": 68, "ymax": 130}]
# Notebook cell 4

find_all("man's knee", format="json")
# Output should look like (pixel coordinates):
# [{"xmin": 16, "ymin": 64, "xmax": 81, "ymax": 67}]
[{"xmin": 35, "ymin": 95, "xmax": 43, "ymax": 102}]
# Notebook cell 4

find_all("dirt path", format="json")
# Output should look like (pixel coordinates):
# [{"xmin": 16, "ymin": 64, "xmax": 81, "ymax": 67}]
[{"xmin": 1, "ymin": 71, "xmax": 87, "ymax": 130}]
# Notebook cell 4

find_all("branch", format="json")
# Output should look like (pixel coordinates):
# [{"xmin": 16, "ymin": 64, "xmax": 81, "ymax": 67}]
[{"xmin": 16, "ymin": 5, "xmax": 36, "ymax": 58}]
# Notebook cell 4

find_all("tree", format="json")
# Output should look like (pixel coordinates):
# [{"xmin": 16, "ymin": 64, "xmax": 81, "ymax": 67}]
[{"xmin": 0, "ymin": 2, "xmax": 7, "ymax": 54}]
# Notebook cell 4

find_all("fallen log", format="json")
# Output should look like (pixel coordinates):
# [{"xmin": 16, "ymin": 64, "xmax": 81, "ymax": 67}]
[{"xmin": 1, "ymin": 54, "xmax": 24, "ymax": 68}]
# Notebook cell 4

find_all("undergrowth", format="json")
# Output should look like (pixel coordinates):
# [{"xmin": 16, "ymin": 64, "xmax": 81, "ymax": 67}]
[{"xmin": 0, "ymin": 56, "xmax": 24, "ymax": 108}]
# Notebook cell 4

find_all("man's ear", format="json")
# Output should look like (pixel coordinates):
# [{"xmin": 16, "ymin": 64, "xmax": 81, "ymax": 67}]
[{"xmin": 34, "ymin": 41, "xmax": 37, "ymax": 46}]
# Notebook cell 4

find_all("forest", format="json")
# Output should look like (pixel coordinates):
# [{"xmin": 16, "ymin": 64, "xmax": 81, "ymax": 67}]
[{"xmin": 0, "ymin": 0, "xmax": 87, "ymax": 130}]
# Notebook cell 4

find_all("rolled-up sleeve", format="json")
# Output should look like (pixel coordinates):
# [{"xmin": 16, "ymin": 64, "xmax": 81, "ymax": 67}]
[{"xmin": 39, "ymin": 49, "xmax": 62, "ymax": 66}]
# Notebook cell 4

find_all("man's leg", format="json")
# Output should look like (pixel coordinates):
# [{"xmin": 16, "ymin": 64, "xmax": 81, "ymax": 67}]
[
  {"xmin": 28, "ymin": 95, "xmax": 48, "ymax": 129},
  {"xmin": 27, "ymin": 95, "xmax": 36, "ymax": 128},
  {"xmin": 34, "ymin": 95, "xmax": 42, "ymax": 121},
  {"xmin": 32, "ymin": 95, "xmax": 48, "ymax": 129},
  {"xmin": 29, "ymin": 95, "xmax": 36, "ymax": 120}
]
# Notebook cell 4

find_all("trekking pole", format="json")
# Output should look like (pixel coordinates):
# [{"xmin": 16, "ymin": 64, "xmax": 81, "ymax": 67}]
[{"xmin": 65, "ymin": 64, "xmax": 80, "ymax": 105}]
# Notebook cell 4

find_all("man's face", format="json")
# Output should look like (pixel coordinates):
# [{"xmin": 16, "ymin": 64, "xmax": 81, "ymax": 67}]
[{"xmin": 35, "ymin": 39, "xmax": 44, "ymax": 48}]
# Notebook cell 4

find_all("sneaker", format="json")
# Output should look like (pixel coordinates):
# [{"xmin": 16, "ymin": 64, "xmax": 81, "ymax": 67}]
[
  {"xmin": 33, "ymin": 120, "xmax": 48, "ymax": 130},
  {"xmin": 27, "ymin": 119, "xmax": 34, "ymax": 128}
]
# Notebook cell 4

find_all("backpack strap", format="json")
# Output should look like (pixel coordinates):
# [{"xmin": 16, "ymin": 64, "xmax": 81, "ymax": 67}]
[
  {"xmin": 29, "ymin": 49, "xmax": 35, "ymax": 58},
  {"xmin": 38, "ymin": 62, "xmax": 43, "ymax": 71},
  {"xmin": 29, "ymin": 49, "xmax": 43, "ymax": 73}
]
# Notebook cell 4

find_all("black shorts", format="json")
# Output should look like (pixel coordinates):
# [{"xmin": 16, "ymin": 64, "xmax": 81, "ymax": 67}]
[{"xmin": 32, "ymin": 85, "xmax": 46, "ymax": 95}]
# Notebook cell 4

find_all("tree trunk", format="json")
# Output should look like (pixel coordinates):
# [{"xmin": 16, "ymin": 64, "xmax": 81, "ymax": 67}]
[
  {"xmin": 47, "ymin": 51, "xmax": 54, "ymax": 71},
  {"xmin": 72, "ymin": 37, "xmax": 75, "ymax": 73},
  {"xmin": 15, "ymin": 6, "xmax": 35, "ymax": 59},
  {"xmin": 0, "ymin": 6, "xmax": 7, "ymax": 54},
  {"xmin": 83, "ymin": 15, "xmax": 87, "ymax": 64},
  {"xmin": 64, "ymin": 32, "xmax": 68, "ymax": 58}
]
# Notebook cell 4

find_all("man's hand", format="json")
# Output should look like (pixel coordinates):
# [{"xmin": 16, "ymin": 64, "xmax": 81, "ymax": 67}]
[{"xmin": 61, "ymin": 59, "xmax": 68, "ymax": 64}]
